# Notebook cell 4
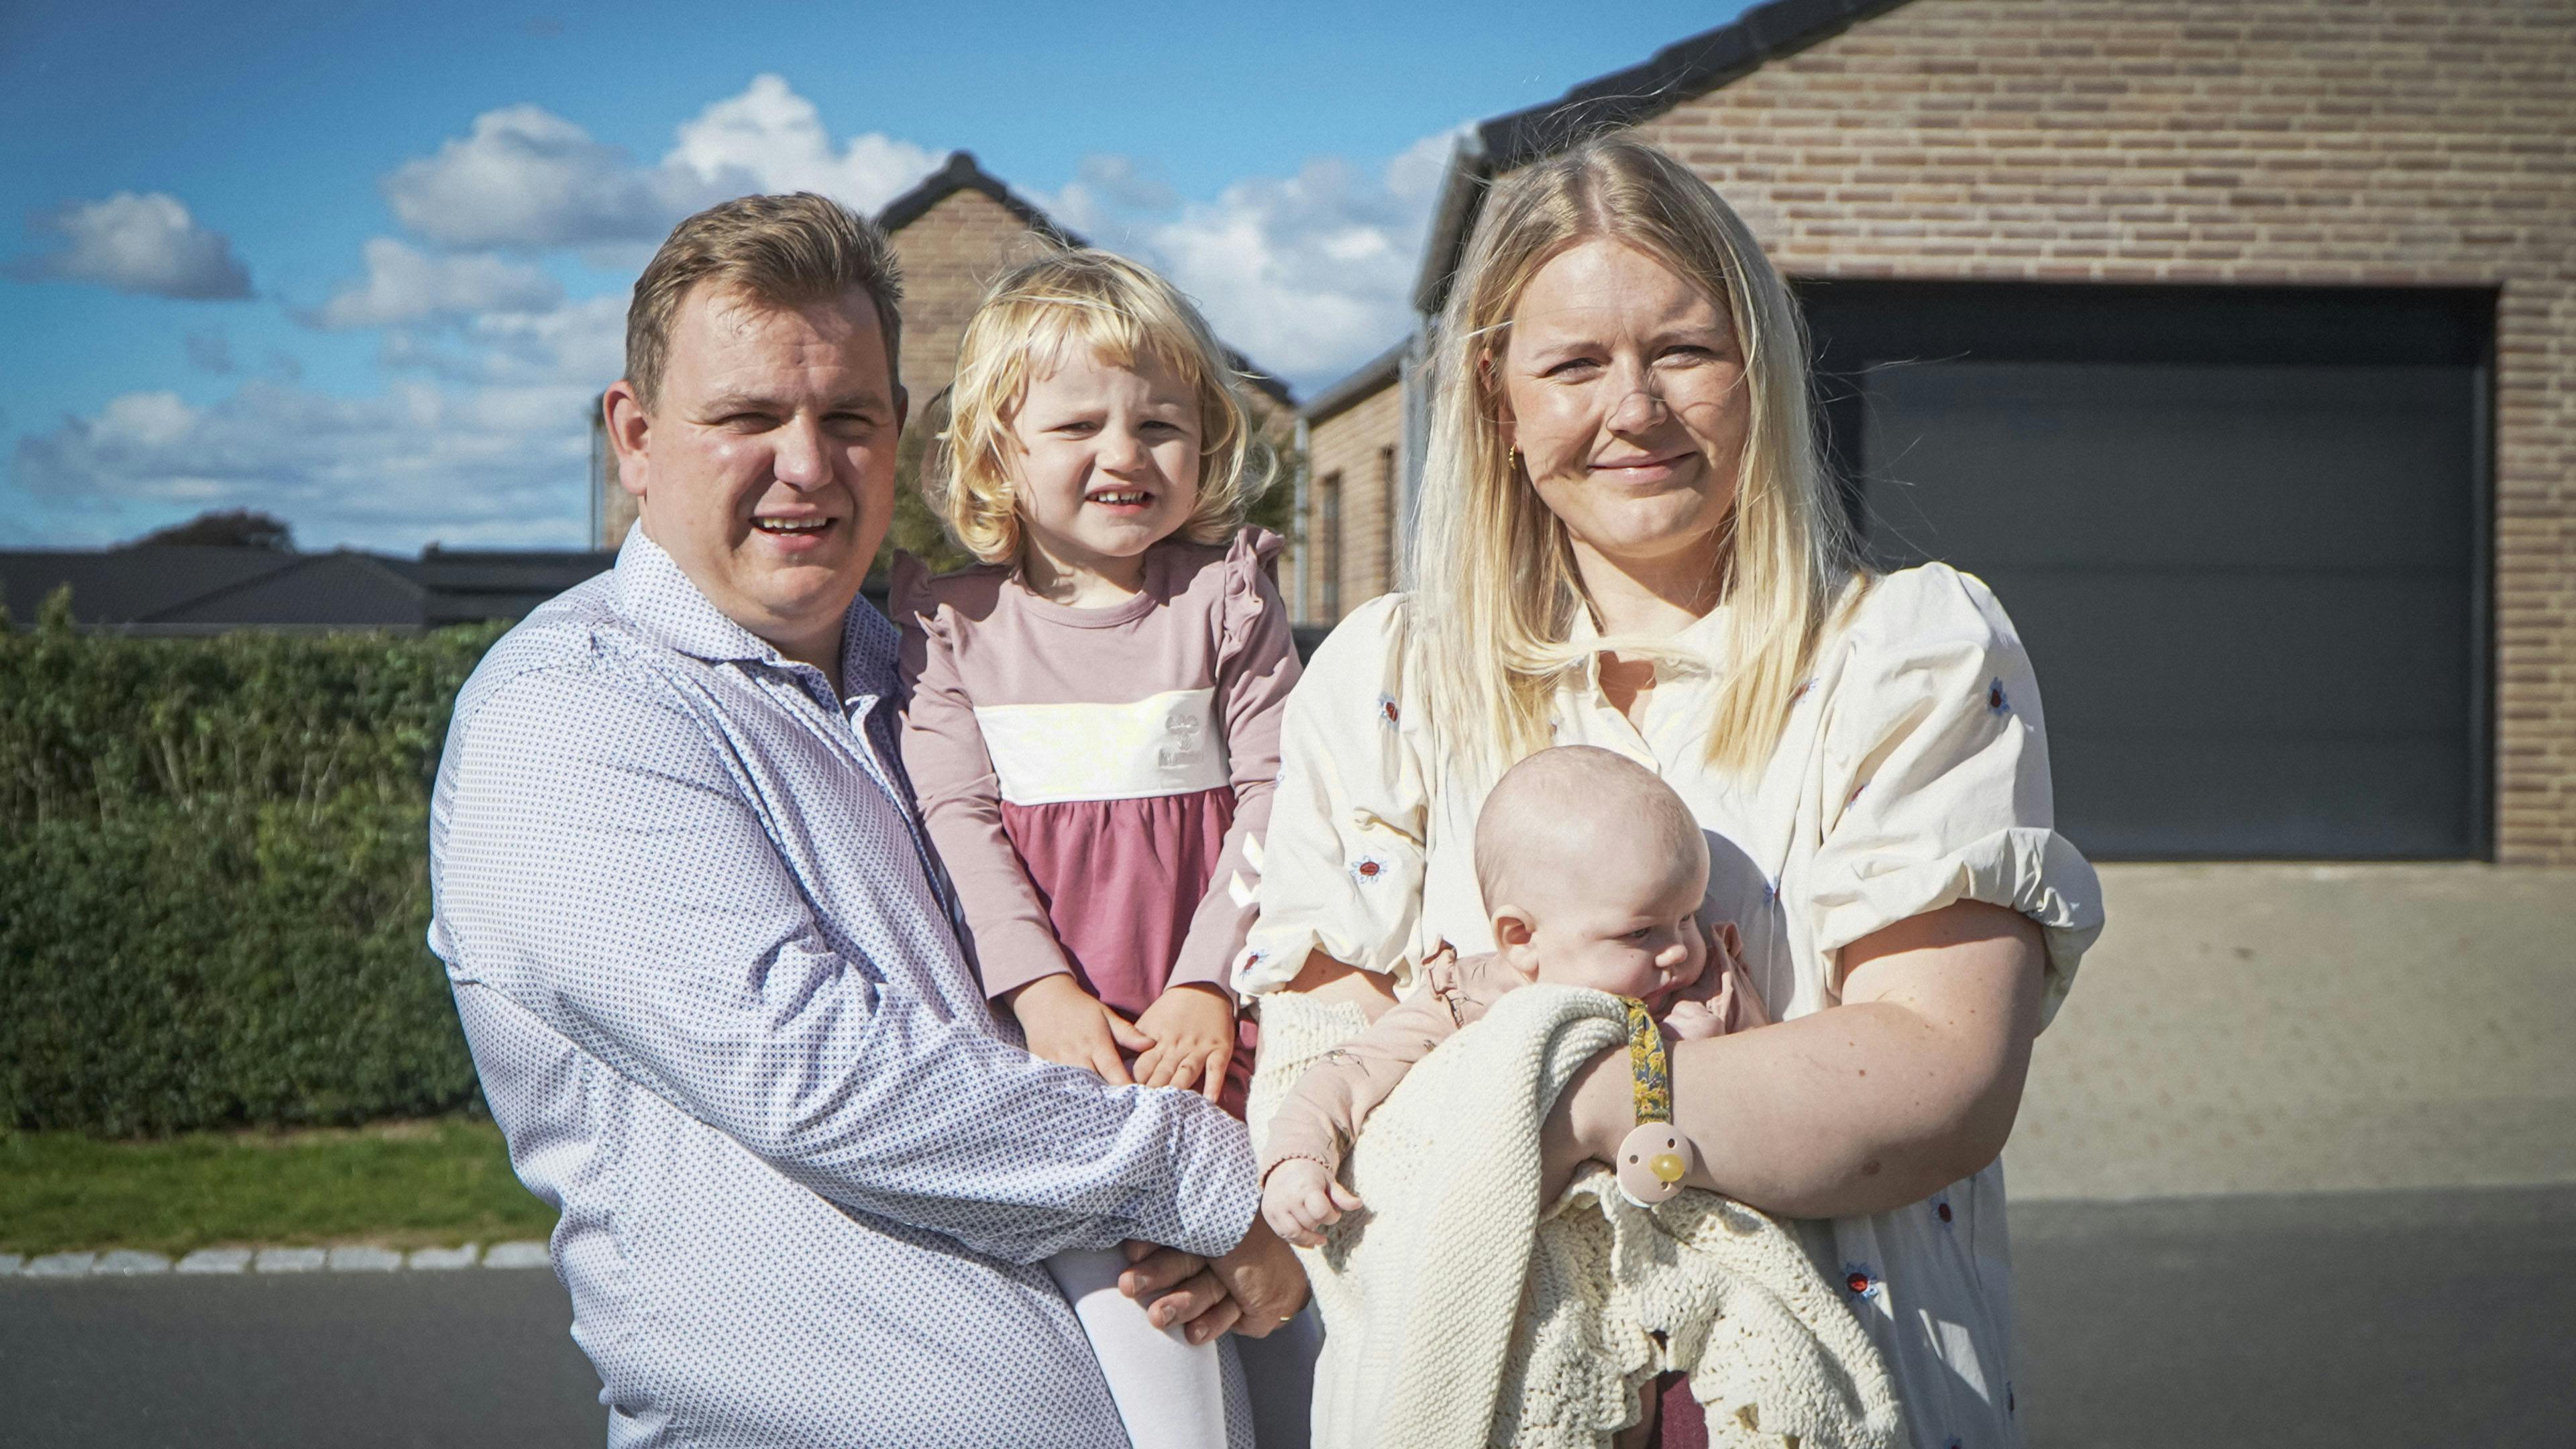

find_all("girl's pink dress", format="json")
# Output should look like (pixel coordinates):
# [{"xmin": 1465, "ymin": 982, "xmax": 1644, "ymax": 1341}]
[{"xmin": 892, "ymin": 529, "xmax": 1300, "ymax": 1113}]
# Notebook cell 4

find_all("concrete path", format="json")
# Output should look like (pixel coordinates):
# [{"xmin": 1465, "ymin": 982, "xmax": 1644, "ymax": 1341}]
[{"xmin": 2004, "ymin": 864, "xmax": 2576, "ymax": 1200}]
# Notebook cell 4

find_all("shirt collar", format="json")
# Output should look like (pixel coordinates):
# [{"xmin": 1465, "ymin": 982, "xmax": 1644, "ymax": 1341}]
[
  {"xmin": 611, "ymin": 527, "xmax": 900, "ymax": 703},
  {"xmin": 1561, "ymin": 596, "xmax": 1729, "ymax": 696}
]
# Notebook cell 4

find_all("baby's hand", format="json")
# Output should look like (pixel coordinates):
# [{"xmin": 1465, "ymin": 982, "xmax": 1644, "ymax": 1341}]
[
  {"xmin": 1133, "ymin": 983, "xmax": 1236, "ymax": 1103},
  {"xmin": 1262, "ymin": 1159, "xmax": 1364, "ymax": 1247},
  {"xmin": 1008, "ymin": 974, "xmax": 1155, "ymax": 1085},
  {"xmin": 1662, "ymin": 919, "xmax": 1770, "ymax": 1040},
  {"xmin": 1660, "ymin": 996, "xmax": 1729, "ymax": 1042}
]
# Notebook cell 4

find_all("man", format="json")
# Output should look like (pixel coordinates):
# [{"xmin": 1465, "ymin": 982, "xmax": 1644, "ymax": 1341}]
[{"xmin": 428, "ymin": 193, "xmax": 1300, "ymax": 1448}]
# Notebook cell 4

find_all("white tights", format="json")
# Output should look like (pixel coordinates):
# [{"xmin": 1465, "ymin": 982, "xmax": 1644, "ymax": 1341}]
[{"xmin": 1047, "ymin": 1246, "xmax": 1229, "ymax": 1449}]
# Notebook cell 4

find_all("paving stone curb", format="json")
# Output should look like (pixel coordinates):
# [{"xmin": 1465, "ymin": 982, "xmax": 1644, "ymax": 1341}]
[{"xmin": 1, "ymin": 1240, "xmax": 549, "ymax": 1280}]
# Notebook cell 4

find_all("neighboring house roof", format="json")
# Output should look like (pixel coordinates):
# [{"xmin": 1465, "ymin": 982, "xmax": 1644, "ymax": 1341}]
[
  {"xmin": 1415, "ymin": 0, "xmax": 1920, "ymax": 314},
  {"xmin": 1300, "ymin": 339, "xmax": 1407, "ymax": 425},
  {"xmin": 878, "ymin": 150, "xmax": 1086, "ymax": 245},
  {"xmin": 0, "ymin": 547, "xmax": 614, "ymax": 636},
  {"xmin": 875, "ymin": 150, "xmax": 1295, "ymax": 408}
]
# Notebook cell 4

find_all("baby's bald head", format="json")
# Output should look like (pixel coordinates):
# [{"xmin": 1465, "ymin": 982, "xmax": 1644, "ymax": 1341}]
[{"xmin": 1473, "ymin": 745, "xmax": 1708, "ymax": 918}]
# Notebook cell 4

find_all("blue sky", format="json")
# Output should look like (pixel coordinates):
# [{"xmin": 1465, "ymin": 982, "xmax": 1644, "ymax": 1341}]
[{"xmin": 0, "ymin": 0, "xmax": 1749, "ymax": 551}]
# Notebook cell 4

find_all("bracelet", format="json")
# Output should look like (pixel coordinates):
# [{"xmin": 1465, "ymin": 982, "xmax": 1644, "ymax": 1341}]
[{"xmin": 1613, "ymin": 996, "xmax": 1695, "ymax": 1208}]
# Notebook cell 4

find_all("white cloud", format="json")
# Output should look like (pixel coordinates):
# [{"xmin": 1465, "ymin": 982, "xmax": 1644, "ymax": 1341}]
[
  {"xmin": 663, "ymin": 74, "xmax": 943, "ymax": 213},
  {"xmin": 1049, "ymin": 131, "xmax": 1461, "ymax": 390},
  {"xmin": 380, "ymin": 78, "xmax": 942, "ymax": 250},
  {"xmin": 382, "ymin": 103, "xmax": 704, "ymax": 248},
  {"xmin": 16, "ymin": 192, "xmax": 253, "ymax": 299},
  {"xmin": 13, "ymin": 377, "xmax": 594, "ymax": 549},
  {"xmin": 314, "ymin": 237, "xmax": 564, "ymax": 329}
]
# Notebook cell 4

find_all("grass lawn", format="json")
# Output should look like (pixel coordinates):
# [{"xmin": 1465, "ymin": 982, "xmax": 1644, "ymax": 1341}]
[{"xmin": 0, "ymin": 1117, "xmax": 557, "ymax": 1257}]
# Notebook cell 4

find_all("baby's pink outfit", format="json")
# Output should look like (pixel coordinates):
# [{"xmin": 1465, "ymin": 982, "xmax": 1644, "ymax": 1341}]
[
  {"xmin": 1256, "ymin": 949, "xmax": 1534, "ymax": 1181},
  {"xmin": 893, "ymin": 529, "xmax": 1299, "ymax": 1114}
]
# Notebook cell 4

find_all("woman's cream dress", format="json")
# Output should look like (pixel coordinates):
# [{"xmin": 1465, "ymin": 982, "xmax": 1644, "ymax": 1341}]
[{"xmin": 1236, "ymin": 563, "xmax": 2104, "ymax": 1449}]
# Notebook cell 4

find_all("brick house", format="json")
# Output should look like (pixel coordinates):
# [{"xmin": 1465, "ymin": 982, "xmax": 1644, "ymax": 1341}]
[
  {"xmin": 1295, "ymin": 0, "xmax": 2575, "ymax": 864},
  {"xmin": 595, "ymin": 152, "xmax": 1293, "ymax": 553}
]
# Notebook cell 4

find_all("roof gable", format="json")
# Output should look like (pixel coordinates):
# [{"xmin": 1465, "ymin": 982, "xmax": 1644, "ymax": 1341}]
[
  {"xmin": 876, "ymin": 152, "xmax": 1294, "ymax": 407},
  {"xmin": 1477, "ymin": 0, "xmax": 1919, "ymax": 172},
  {"xmin": 877, "ymin": 150, "xmax": 1086, "ymax": 246},
  {"xmin": 1416, "ymin": 0, "xmax": 1921, "ymax": 315}
]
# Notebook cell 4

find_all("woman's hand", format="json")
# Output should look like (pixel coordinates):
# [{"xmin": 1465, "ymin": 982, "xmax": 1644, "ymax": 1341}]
[
  {"xmin": 1008, "ymin": 974, "xmax": 1153, "ymax": 1085},
  {"xmin": 1132, "ymin": 983, "xmax": 1236, "ymax": 1102}
]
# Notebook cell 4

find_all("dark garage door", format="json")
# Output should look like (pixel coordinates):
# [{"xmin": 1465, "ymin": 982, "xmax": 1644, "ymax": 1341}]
[{"xmin": 1803, "ymin": 284, "xmax": 2490, "ymax": 859}]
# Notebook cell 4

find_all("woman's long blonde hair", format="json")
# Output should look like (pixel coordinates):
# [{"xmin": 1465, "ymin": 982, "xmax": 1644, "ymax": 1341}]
[
  {"xmin": 926, "ymin": 246, "xmax": 1265, "ymax": 566},
  {"xmin": 1410, "ymin": 138, "xmax": 1864, "ymax": 777}
]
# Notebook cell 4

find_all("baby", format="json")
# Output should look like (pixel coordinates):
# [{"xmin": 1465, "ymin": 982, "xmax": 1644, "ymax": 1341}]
[{"xmin": 1260, "ymin": 744, "xmax": 1768, "ymax": 1245}]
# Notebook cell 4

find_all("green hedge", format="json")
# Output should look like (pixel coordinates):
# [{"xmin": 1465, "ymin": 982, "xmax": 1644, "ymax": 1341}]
[{"xmin": 0, "ymin": 590, "xmax": 504, "ymax": 1136}]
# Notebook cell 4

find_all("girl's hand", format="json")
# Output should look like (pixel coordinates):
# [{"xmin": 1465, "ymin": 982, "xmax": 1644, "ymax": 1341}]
[
  {"xmin": 1132, "ymin": 983, "xmax": 1236, "ymax": 1102},
  {"xmin": 1008, "ymin": 974, "xmax": 1155, "ymax": 1085},
  {"xmin": 1262, "ymin": 1159, "xmax": 1365, "ymax": 1247}
]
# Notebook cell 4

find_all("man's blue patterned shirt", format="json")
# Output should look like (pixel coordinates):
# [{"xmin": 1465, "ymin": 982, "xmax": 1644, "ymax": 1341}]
[{"xmin": 428, "ymin": 529, "xmax": 1260, "ymax": 1446}]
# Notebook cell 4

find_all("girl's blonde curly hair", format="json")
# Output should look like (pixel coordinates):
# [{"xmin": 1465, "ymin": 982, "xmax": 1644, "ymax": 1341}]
[{"xmin": 927, "ymin": 247, "xmax": 1267, "ymax": 566}]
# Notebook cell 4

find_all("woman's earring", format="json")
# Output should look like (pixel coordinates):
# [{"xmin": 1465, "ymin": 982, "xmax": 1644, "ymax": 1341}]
[{"xmin": 1509, "ymin": 445, "xmax": 1523, "ymax": 474}]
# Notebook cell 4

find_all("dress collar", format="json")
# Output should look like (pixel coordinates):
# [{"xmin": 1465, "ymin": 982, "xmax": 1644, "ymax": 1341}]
[
  {"xmin": 1561, "ymin": 596, "xmax": 1729, "ymax": 697},
  {"xmin": 611, "ymin": 527, "xmax": 901, "ymax": 702}
]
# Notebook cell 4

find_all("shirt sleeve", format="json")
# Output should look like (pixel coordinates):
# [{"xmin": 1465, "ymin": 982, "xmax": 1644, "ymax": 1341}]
[
  {"xmin": 1168, "ymin": 530, "xmax": 1303, "ymax": 1002},
  {"xmin": 435, "ymin": 659, "xmax": 1257, "ymax": 1264},
  {"xmin": 1803, "ymin": 564, "xmax": 2105, "ymax": 1030},
  {"xmin": 1232, "ymin": 592, "xmax": 1432, "ymax": 996},
  {"xmin": 890, "ymin": 556, "xmax": 1078, "ymax": 1003}
]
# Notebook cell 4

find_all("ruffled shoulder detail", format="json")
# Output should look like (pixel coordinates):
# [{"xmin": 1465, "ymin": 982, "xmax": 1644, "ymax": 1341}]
[
  {"xmin": 887, "ymin": 550, "xmax": 940, "ymax": 637},
  {"xmin": 1214, "ymin": 526, "xmax": 1289, "ymax": 667},
  {"xmin": 888, "ymin": 553, "xmax": 1012, "ymax": 644}
]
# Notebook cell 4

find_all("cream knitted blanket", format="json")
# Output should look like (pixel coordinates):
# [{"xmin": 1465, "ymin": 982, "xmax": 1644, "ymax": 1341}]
[{"xmin": 1248, "ymin": 985, "xmax": 1904, "ymax": 1449}]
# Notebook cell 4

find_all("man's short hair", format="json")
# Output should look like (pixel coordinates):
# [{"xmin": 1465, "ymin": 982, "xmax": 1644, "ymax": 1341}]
[{"xmin": 625, "ymin": 191, "xmax": 906, "ymax": 409}]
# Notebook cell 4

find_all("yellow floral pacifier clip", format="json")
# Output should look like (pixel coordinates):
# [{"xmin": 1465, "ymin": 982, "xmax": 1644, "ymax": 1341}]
[{"xmin": 1614, "ymin": 996, "xmax": 1695, "ymax": 1208}]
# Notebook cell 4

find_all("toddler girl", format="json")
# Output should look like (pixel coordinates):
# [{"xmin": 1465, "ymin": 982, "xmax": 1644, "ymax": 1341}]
[{"xmin": 894, "ymin": 247, "xmax": 1300, "ymax": 1449}]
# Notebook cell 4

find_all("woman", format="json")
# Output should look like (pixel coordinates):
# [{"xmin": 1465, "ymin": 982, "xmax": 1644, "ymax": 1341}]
[{"xmin": 1238, "ymin": 140, "xmax": 2102, "ymax": 1446}]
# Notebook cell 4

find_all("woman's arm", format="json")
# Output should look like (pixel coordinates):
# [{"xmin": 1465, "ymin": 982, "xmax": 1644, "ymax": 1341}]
[
  {"xmin": 1283, "ymin": 949, "xmax": 1401, "ymax": 1020},
  {"xmin": 1544, "ymin": 900, "xmax": 2044, "ymax": 1218}
]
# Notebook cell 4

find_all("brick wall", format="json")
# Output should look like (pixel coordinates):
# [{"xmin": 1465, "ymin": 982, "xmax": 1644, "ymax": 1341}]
[
  {"xmin": 886, "ymin": 188, "xmax": 1059, "ymax": 406},
  {"xmin": 1301, "ymin": 380, "xmax": 1407, "ymax": 623},
  {"xmin": 1615, "ymin": 0, "xmax": 2575, "ymax": 862}
]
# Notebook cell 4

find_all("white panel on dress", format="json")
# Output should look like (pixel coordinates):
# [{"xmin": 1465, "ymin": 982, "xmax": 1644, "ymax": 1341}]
[{"xmin": 975, "ymin": 687, "xmax": 1231, "ymax": 806}]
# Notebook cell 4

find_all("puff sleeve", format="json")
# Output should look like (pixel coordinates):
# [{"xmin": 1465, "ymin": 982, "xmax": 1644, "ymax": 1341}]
[
  {"xmin": 1803, "ymin": 564, "xmax": 2104, "ymax": 1029},
  {"xmin": 1233, "ymin": 593, "xmax": 1431, "ymax": 996},
  {"xmin": 1166, "ymin": 529, "xmax": 1303, "ymax": 998}
]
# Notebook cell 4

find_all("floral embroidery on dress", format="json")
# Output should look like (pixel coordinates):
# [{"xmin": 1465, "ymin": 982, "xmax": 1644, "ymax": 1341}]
[
  {"xmin": 1932, "ymin": 1196, "xmax": 1954, "ymax": 1225},
  {"xmin": 1988, "ymin": 678, "xmax": 2010, "ymax": 714},
  {"xmin": 1376, "ymin": 694, "xmax": 1400, "ymax": 729},
  {"xmin": 1348, "ymin": 854, "xmax": 1393, "ymax": 886},
  {"xmin": 1842, "ymin": 1263, "xmax": 1884, "ymax": 1302}
]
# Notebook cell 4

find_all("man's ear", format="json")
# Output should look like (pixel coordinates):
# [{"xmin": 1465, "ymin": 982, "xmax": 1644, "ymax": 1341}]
[{"xmin": 602, "ymin": 380, "xmax": 652, "ymax": 500}]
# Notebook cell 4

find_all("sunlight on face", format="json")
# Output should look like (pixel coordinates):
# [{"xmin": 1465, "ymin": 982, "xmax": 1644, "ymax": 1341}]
[
  {"xmin": 1499, "ymin": 239, "xmax": 1750, "ymax": 589},
  {"xmin": 621, "ymin": 284, "xmax": 903, "ymax": 670},
  {"xmin": 1006, "ymin": 344, "xmax": 1203, "ymax": 606}
]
